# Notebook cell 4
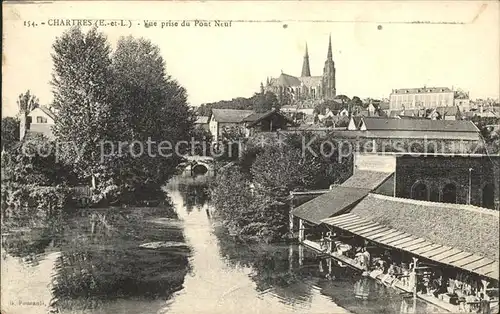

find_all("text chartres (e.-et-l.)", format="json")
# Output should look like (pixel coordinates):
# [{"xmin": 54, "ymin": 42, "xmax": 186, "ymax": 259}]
[{"xmin": 48, "ymin": 19, "xmax": 93, "ymax": 27}]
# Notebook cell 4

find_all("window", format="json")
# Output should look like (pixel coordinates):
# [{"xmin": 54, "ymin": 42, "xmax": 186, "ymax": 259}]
[
  {"xmin": 36, "ymin": 116, "xmax": 48, "ymax": 123},
  {"xmin": 411, "ymin": 182, "xmax": 428, "ymax": 201},
  {"xmin": 441, "ymin": 183, "xmax": 457, "ymax": 203}
]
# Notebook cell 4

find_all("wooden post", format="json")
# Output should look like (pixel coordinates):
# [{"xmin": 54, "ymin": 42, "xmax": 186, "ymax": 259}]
[
  {"xmin": 298, "ymin": 219, "xmax": 305, "ymax": 242},
  {"xmin": 412, "ymin": 257, "xmax": 418, "ymax": 299},
  {"xmin": 299, "ymin": 245, "xmax": 304, "ymax": 266},
  {"xmin": 288, "ymin": 244, "xmax": 293, "ymax": 272},
  {"xmin": 289, "ymin": 192, "xmax": 294, "ymax": 234},
  {"xmin": 481, "ymin": 280, "xmax": 490, "ymax": 297}
]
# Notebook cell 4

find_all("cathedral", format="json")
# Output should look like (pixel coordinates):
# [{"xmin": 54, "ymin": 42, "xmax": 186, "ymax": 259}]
[{"xmin": 265, "ymin": 35, "xmax": 336, "ymax": 105}]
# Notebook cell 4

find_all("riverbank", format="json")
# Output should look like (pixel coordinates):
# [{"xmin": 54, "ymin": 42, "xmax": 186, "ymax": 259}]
[{"xmin": 1, "ymin": 177, "xmax": 446, "ymax": 314}]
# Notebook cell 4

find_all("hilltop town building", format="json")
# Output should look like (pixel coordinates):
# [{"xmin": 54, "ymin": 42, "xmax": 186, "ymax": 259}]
[
  {"xmin": 265, "ymin": 36, "xmax": 336, "ymax": 105},
  {"xmin": 389, "ymin": 87, "xmax": 455, "ymax": 111}
]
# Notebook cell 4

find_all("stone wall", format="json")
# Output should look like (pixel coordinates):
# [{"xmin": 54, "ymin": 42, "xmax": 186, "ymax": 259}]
[{"xmin": 395, "ymin": 156, "xmax": 499, "ymax": 210}]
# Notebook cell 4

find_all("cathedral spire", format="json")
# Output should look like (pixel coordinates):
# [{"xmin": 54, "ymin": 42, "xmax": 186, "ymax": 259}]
[
  {"xmin": 322, "ymin": 34, "xmax": 336, "ymax": 99},
  {"xmin": 327, "ymin": 34, "xmax": 333, "ymax": 60},
  {"xmin": 301, "ymin": 42, "xmax": 311, "ymax": 77}
]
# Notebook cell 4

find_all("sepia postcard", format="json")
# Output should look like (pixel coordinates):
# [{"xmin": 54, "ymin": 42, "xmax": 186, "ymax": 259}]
[{"xmin": 1, "ymin": 1, "xmax": 499, "ymax": 314}]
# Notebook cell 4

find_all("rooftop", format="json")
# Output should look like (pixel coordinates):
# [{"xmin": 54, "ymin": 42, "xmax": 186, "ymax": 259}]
[
  {"xmin": 243, "ymin": 109, "xmax": 297, "ymax": 127},
  {"xmin": 273, "ymin": 73, "xmax": 301, "ymax": 87},
  {"xmin": 195, "ymin": 116, "xmax": 209, "ymax": 124},
  {"xmin": 211, "ymin": 109, "xmax": 254, "ymax": 123},
  {"xmin": 361, "ymin": 117, "xmax": 479, "ymax": 132},
  {"xmin": 291, "ymin": 186, "xmax": 371, "ymax": 225},
  {"xmin": 28, "ymin": 106, "xmax": 57, "ymax": 121},
  {"xmin": 341, "ymin": 170, "xmax": 393, "ymax": 190},
  {"xmin": 349, "ymin": 194, "xmax": 499, "ymax": 261}
]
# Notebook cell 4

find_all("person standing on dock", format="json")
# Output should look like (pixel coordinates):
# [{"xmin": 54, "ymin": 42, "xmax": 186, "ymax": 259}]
[{"xmin": 362, "ymin": 248, "xmax": 371, "ymax": 272}]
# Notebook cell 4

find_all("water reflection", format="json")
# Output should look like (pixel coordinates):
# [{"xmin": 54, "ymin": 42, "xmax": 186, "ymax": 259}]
[
  {"xmin": 2, "ymin": 206, "xmax": 191, "ymax": 314},
  {"xmin": 176, "ymin": 182, "xmax": 210, "ymax": 214},
  {"xmin": 2, "ymin": 176, "xmax": 444, "ymax": 314},
  {"xmin": 166, "ymin": 177, "xmax": 442, "ymax": 314}
]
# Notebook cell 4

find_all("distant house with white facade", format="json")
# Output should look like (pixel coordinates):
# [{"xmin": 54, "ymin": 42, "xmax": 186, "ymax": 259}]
[
  {"xmin": 20, "ymin": 106, "xmax": 57, "ymax": 141},
  {"xmin": 338, "ymin": 108, "xmax": 349, "ymax": 117},
  {"xmin": 209, "ymin": 109, "xmax": 254, "ymax": 142},
  {"xmin": 389, "ymin": 87, "xmax": 455, "ymax": 111}
]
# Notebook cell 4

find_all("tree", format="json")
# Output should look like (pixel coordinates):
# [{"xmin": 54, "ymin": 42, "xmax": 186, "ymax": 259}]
[
  {"xmin": 214, "ymin": 125, "xmax": 246, "ymax": 162},
  {"xmin": 16, "ymin": 90, "xmax": 39, "ymax": 116},
  {"xmin": 350, "ymin": 96, "xmax": 363, "ymax": 106},
  {"xmin": 106, "ymin": 36, "xmax": 195, "ymax": 202},
  {"xmin": 454, "ymin": 89, "xmax": 469, "ymax": 99},
  {"xmin": 1, "ymin": 117, "xmax": 20, "ymax": 149},
  {"xmin": 253, "ymin": 91, "xmax": 279, "ymax": 113},
  {"xmin": 250, "ymin": 145, "xmax": 322, "ymax": 197},
  {"xmin": 51, "ymin": 26, "xmax": 114, "ymax": 189},
  {"xmin": 191, "ymin": 127, "xmax": 213, "ymax": 156},
  {"xmin": 334, "ymin": 95, "xmax": 351, "ymax": 106}
]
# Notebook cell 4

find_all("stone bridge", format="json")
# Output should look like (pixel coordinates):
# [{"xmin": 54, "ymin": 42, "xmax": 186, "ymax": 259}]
[{"xmin": 179, "ymin": 155, "xmax": 215, "ymax": 176}]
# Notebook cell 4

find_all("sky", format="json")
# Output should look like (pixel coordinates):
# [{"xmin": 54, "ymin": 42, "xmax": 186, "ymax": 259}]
[{"xmin": 2, "ymin": 1, "xmax": 499, "ymax": 117}]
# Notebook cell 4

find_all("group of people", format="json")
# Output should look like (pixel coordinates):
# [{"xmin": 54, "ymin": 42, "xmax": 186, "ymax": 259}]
[{"xmin": 314, "ymin": 231, "xmax": 498, "ymax": 313}]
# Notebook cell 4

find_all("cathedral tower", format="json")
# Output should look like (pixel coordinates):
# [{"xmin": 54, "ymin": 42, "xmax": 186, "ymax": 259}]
[
  {"xmin": 301, "ymin": 43, "xmax": 311, "ymax": 77},
  {"xmin": 322, "ymin": 35, "xmax": 336, "ymax": 99}
]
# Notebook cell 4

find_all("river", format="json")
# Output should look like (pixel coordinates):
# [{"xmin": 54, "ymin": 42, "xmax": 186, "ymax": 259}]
[{"xmin": 1, "ymin": 175, "xmax": 444, "ymax": 314}]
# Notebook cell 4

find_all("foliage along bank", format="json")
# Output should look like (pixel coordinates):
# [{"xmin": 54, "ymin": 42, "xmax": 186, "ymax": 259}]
[
  {"xmin": 210, "ymin": 132, "xmax": 353, "ymax": 243},
  {"xmin": 1, "ymin": 27, "xmax": 196, "ymax": 226},
  {"xmin": 1, "ymin": 134, "xmax": 76, "ymax": 227},
  {"xmin": 51, "ymin": 28, "xmax": 195, "ymax": 205}
]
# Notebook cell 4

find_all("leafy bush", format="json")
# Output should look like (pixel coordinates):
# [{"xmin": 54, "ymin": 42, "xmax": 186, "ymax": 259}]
[
  {"xmin": 1, "ymin": 183, "xmax": 72, "ymax": 226},
  {"xmin": 1, "ymin": 134, "xmax": 77, "ymax": 186},
  {"xmin": 211, "ymin": 134, "xmax": 353, "ymax": 243}
]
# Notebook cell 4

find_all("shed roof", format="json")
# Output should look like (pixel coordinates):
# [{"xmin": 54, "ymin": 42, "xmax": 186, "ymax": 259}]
[
  {"xmin": 329, "ymin": 129, "xmax": 481, "ymax": 141},
  {"xmin": 243, "ymin": 109, "xmax": 296, "ymax": 127},
  {"xmin": 341, "ymin": 170, "xmax": 393, "ymax": 190},
  {"xmin": 435, "ymin": 106, "xmax": 460, "ymax": 116},
  {"xmin": 364, "ymin": 130, "xmax": 481, "ymax": 141},
  {"xmin": 322, "ymin": 212, "xmax": 499, "ymax": 280},
  {"xmin": 291, "ymin": 186, "xmax": 370, "ymax": 225},
  {"xmin": 349, "ymin": 194, "xmax": 499, "ymax": 261},
  {"xmin": 361, "ymin": 117, "xmax": 478, "ymax": 132},
  {"xmin": 211, "ymin": 109, "xmax": 254, "ymax": 123}
]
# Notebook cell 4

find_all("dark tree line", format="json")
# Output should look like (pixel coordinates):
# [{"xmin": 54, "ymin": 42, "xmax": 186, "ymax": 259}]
[{"xmin": 196, "ymin": 91, "xmax": 280, "ymax": 117}]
